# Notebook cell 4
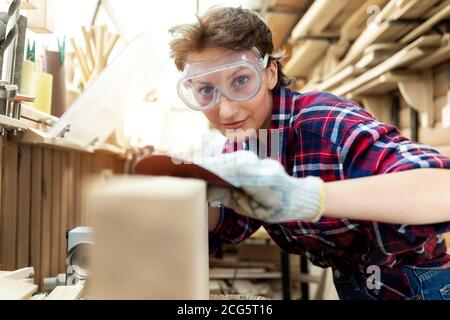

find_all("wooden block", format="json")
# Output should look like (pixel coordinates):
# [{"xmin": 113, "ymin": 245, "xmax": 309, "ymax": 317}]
[
  {"xmin": 0, "ymin": 267, "xmax": 34, "ymax": 280},
  {"xmin": 443, "ymin": 105, "xmax": 450, "ymax": 129},
  {"xmin": 27, "ymin": 0, "xmax": 55, "ymax": 33},
  {"xmin": 433, "ymin": 62, "xmax": 449, "ymax": 98},
  {"xmin": 30, "ymin": 147, "xmax": 43, "ymax": 288},
  {"xmin": 0, "ymin": 278, "xmax": 37, "ymax": 299},
  {"xmin": 87, "ymin": 176, "xmax": 209, "ymax": 299},
  {"xmin": 446, "ymin": 233, "xmax": 450, "ymax": 251},
  {"xmin": 73, "ymin": 152, "xmax": 82, "ymax": 227},
  {"xmin": 399, "ymin": 107, "xmax": 411, "ymax": 130},
  {"xmin": 418, "ymin": 122, "xmax": 450, "ymax": 146},
  {"xmin": 238, "ymin": 243, "xmax": 281, "ymax": 264},
  {"xmin": 17, "ymin": 145, "xmax": 32, "ymax": 268},
  {"xmin": 435, "ymin": 145, "xmax": 450, "ymax": 157},
  {"xmin": 1, "ymin": 141, "xmax": 18, "ymax": 270},
  {"xmin": 46, "ymin": 281, "xmax": 85, "ymax": 300},
  {"xmin": 40, "ymin": 148, "xmax": 53, "ymax": 281},
  {"xmin": 50, "ymin": 150, "xmax": 61, "ymax": 276},
  {"xmin": 59, "ymin": 153, "xmax": 70, "ymax": 272},
  {"xmin": 209, "ymin": 268, "xmax": 281, "ymax": 280},
  {"xmin": 0, "ymin": 137, "xmax": 3, "ymax": 270},
  {"xmin": 434, "ymin": 93, "xmax": 449, "ymax": 124}
]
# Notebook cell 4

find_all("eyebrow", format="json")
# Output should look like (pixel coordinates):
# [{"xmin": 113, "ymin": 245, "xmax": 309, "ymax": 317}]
[
  {"xmin": 190, "ymin": 79, "xmax": 213, "ymax": 87},
  {"xmin": 227, "ymin": 66, "xmax": 247, "ymax": 81}
]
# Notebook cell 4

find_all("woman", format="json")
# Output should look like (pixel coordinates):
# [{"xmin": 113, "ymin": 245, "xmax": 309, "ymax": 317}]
[{"xmin": 169, "ymin": 7, "xmax": 450, "ymax": 300}]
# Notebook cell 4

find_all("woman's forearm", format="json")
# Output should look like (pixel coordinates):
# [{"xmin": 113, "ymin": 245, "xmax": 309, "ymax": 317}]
[{"xmin": 323, "ymin": 168, "xmax": 450, "ymax": 224}]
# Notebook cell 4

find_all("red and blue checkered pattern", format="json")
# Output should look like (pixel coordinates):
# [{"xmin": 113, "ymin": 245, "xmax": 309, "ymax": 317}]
[{"xmin": 210, "ymin": 86, "xmax": 450, "ymax": 299}]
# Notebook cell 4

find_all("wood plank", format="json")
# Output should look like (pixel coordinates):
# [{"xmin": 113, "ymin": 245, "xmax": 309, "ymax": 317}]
[
  {"xmin": 45, "ymin": 281, "xmax": 85, "ymax": 300},
  {"xmin": 73, "ymin": 152, "xmax": 82, "ymax": 227},
  {"xmin": 1, "ymin": 141, "xmax": 18, "ymax": 270},
  {"xmin": 59, "ymin": 152, "xmax": 69, "ymax": 272},
  {"xmin": 284, "ymin": 39, "xmax": 329, "ymax": 77},
  {"xmin": 0, "ymin": 136, "xmax": 3, "ymax": 270},
  {"xmin": 291, "ymin": 0, "xmax": 348, "ymax": 40},
  {"xmin": 16, "ymin": 145, "xmax": 32, "ymax": 268},
  {"xmin": 0, "ymin": 267, "xmax": 34, "ymax": 280},
  {"xmin": 400, "ymin": 3, "xmax": 450, "ymax": 44},
  {"xmin": 418, "ymin": 122, "xmax": 450, "ymax": 146},
  {"xmin": 0, "ymin": 277, "xmax": 37, "ymax": 299},
  {"xmin": 327, "ymin": 0, "xmax": 429, "ymax": 78},
  {"xmin": 209, "ymin": 268, "xmax": 281, "ymax": 280},
  {"xmin": 80, "ymin": 153, "xmax": 92, "ymax": 225},
  {"xmin": 40, "ymin": 148, "xmax": 53, "ymax": 281},
  {"xmin": 333, "ymin": 36, "xmax": 430, "ymax": 96},
  {"xmin": 409, "ymin": 42, "xmax": 450, "ymax": 70},
  {"xmin": 30, "ymin": 146, "xmax": 42, "ymax": 288},
  {"xmin": 50, "ymin": 150, "xmax": 62, "ymax": 276}
]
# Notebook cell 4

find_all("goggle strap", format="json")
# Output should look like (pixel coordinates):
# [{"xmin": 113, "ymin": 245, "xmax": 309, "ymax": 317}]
[{"xmin": 262, "ymin": 53, "xmax": 269, "ymax": 68}]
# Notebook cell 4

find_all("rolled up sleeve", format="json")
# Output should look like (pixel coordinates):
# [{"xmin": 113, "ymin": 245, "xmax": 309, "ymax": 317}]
[{"xmin": 209, "ymin": 206, "xmax": 262, "ymax": 254}]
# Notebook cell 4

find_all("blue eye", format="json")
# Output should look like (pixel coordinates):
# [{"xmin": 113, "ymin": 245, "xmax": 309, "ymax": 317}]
[
  {"xmin": 199, "ymin": 86, "xmax": 214, "ymax": 96},
  {"xmin": 234, "ymin": 76, "xmax": 249, "ymax": 86}
]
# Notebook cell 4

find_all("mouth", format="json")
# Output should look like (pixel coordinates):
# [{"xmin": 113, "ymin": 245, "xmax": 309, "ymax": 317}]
[{"xmin": 221, "ymin": 117, "xmax": 249, "ymax": 130}]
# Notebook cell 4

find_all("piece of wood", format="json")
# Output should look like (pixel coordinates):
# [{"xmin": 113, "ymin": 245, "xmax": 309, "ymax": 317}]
[
  {"xmin": 17, "ymin": 145, "xmax": 32, "ymax": 268},
  {"xmin": 70, "ymin": 38, "xmax": 90, "ymax": 83},
  {"xmin": 400, "ymin": 2, "xmax": 450, "ymax": 44},
  {"xmin": 435, "ymin": 145, "xmax": 450, "ymax": 157},
  {"xmin": 442, "ymin": 103, "xmax": 450, "ymax": 128},
  {"xmin": 418, "ymin": 122, "xmax": 450, "ymax": 146},
  {"xmin": 291, "ymin": 0, "xmax": 348, "ymax": 40},
  {"xmin": 362, "ymin": 95, "xmax": 392, "ymax": 124},
  {"xmin": 434, "ymin": 93, "xmax": 449, "ymax": 124},
  {"xmin": 104, "ymin": 34, "xmax": 119, "ymax": 64},
  {"xmin": 266, "ymin": 12, "xmax": 298, "ymax": 49},
  {"xmin": 333, "ymin": 35, "xmax": 438, "ymax": 96},
  {"xmin": 284, "ymin": 39, "xmax": 329, "ymax": 77},
  {"xmin": 0, "ymin": 267, "xmax": 34, "ymax": 280},
  {"xmin": 1, "ymin": 141, "xmax": 18, "ymax": 270},
  {"xmin": 59, "ymin": 152, "xmax": 69, "ymax": 272},
  {"xmin": 209, "ymin": 268, "xmax": 281, "ymax": 280},
  {"xmin": 73, "ymin": 152, "xmax": 82, "ymax": 227},
  {"xmin": 432, "ymin": 63, "xmax": 449, "ymax": 98},
  {"xmin": 409, "ymin": 41, "xmax": 450, "ymax": 70},
  {"xmin": 328, "ymin": 0, "xmax": 429, "ymax": 77},
  {"xmin": 81, "ymin": 26, "xmax": 95, "ymax": 69},
  {"xmin": 397, "ymin": 70, "xmax": 434, "ymax": 127},
  {"xmin": 40, "ymin": 148, "xmax": 53, "ymax": 281},
  {"xmin": 46, "ymin": 281, "xmax": 85, "ymax": 300},
  {"xmin": 0, "ymin": 137, "xmax": 3, "ymax": 270},
  {"xmin": 0, "ymin": 278, "xmax": 37, "ymax": 299},
  {"xmin": 87, "ymin": 176, "xmax": 209, "ymax": 299},
  {"xmin": 30, "ymin": 147, "xmax": 43, "ymax": 288},
  {"xmin": 50, "ymin": 150, "xmax": 62, "ymax": 276}
]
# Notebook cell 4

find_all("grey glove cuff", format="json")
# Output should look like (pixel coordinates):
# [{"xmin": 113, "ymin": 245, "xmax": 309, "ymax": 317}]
[{"xmin": 289, "ymin": 176, "xmax": 325, "ymax": 222}]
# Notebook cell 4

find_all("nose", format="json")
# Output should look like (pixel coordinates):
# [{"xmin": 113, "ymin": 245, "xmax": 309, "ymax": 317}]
[{"xmin": 217, "ymin": 94, "xmax": 239, "ymax": 119}]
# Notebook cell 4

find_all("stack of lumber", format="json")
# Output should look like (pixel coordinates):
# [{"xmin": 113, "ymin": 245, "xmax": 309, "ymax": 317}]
[
  {"xmin": 0, "ymin": 267, "xmax": 86, "ymax": 300},
  {"xmin": 279, "ymin": 0, "xmax": 450, "ymax": 151}
]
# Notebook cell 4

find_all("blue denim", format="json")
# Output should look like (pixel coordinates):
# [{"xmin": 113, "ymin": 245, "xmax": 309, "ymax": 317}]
[{"xmin": 332, "ymin": 267, "xmax": 450, "ymax": 300}]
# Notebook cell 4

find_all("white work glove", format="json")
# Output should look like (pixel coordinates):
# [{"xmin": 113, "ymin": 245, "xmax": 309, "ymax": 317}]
[{"xmin": 203, "ymin": 151, "xmax": 325, "ymax": 223}]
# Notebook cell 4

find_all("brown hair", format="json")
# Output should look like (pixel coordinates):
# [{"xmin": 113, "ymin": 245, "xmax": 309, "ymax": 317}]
[{"xmin": 169, "ymin": 6, "xmax": 293, "ymax": 90}]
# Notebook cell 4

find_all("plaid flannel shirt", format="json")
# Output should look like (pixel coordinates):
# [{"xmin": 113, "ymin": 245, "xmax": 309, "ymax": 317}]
[{"xmin": 209, "ymin": 86, "xmax": 450, "ymax": 299}]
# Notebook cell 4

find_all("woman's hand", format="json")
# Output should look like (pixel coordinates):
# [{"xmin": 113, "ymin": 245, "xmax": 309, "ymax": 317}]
[{"xmin": 205, "ymin": 151, "xmax": 325, "ymax": 223}]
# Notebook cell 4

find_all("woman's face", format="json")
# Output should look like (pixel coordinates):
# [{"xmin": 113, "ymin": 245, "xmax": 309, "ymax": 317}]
[{"xmin": 186, "ymin": 47, "xmax": 278, "ymax": 142}]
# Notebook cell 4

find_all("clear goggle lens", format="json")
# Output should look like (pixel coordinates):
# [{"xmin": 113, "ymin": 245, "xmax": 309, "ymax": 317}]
[{"xmin": 178, "ymin": 64, "xmax": 261, "ymax": 111}]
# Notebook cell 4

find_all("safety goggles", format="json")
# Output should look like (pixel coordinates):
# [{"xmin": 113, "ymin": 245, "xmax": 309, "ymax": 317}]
[{"xmin": 177, "ymin": 48, "xmax": 269, "ymax": 111}]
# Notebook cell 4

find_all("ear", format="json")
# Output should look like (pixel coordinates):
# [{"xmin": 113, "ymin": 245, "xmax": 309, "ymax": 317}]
[{"xmin": 267, "ymin": 60, "xmax": 278, "ymax": 90}]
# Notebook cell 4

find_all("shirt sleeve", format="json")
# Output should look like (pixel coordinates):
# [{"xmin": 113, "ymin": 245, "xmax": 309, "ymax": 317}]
[
  {"xmin": 209, "ymin": 206, "xmax": 262, "ymax": 254},
  {"xmin": 339, "ymin": 118, "xmax": 450, "ymax": 254}
]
